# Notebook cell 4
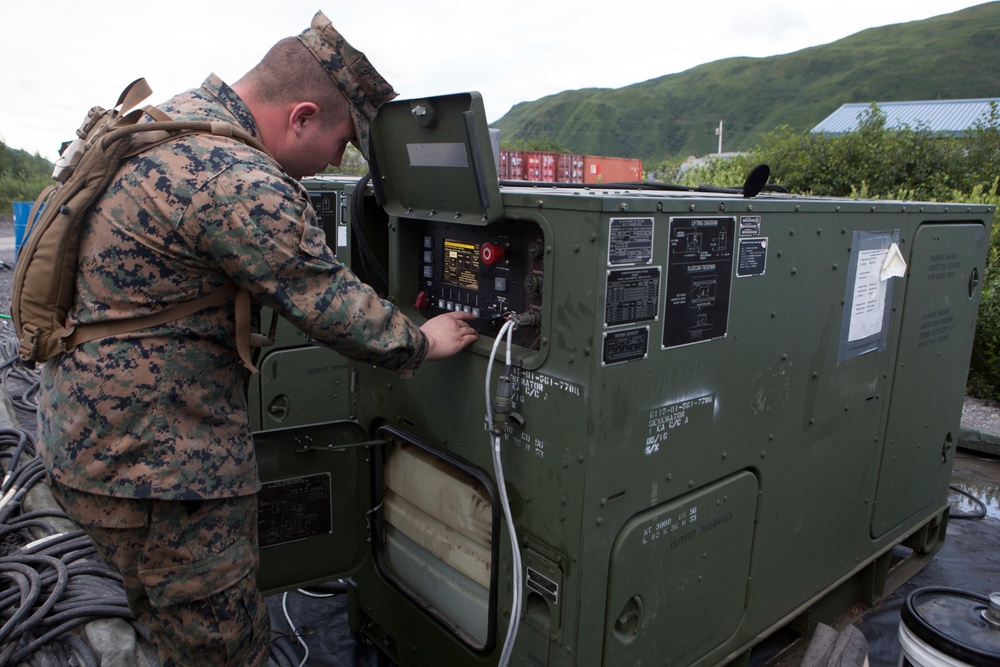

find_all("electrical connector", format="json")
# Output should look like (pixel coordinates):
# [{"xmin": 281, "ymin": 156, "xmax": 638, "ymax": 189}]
[
  {"xmin": 510, "ymin": 311, "xmax": 540, "ymax": 328},
  {"xmin": 493, "ymin": 375, "xmax": 514, "ymax": 424}
]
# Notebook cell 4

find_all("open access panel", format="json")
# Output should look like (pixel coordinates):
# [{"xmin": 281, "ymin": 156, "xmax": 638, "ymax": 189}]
[{"xmin": 254, "ymin": 92, "xmax": 993, "ymax": 666}]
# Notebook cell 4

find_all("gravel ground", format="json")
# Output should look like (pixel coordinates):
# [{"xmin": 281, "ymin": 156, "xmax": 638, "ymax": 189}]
[{"xmin": 962, "ymin": 394, "xmax": 1000, "ymax": 432}]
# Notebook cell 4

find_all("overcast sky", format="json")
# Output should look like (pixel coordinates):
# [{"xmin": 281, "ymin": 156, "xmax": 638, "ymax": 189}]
[{"xmin": 1, "ymin": 0, "xmax": 991, "ymax": 160}]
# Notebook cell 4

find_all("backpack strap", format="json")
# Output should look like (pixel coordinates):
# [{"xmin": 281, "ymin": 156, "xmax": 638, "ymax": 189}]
[
  {"xmin": 116, "ymin": 118, "xmax": 270, "ymax": 159},
  {"xmin": 58, "ymin": 113, "xmax": 272, "ymax": 373},
  {"xmin": 61, "ymin": 281, "xmax": 260, "ymax": 373}
]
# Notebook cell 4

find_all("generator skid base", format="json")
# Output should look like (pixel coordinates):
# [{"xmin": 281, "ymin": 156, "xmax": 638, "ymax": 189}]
[{"xmin": 252, "ymin": 93, "xmax": 993, "ymax": 667}]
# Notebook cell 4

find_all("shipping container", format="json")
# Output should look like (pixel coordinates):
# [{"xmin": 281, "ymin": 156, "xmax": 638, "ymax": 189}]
[
  {"xmin": 521, "ymin": 151, "xmax": 556, "ymax": 182},
  {"xmin": 498, "ymin": 149, "xmax": 523, "ymax": 180},
  {"xmin": 555, "ymin": 153, "xmax": 584, "ymax": 183},
  {"xmin": 499, "ymin": 150, "xmax": 641, "ymax": 184},
  {"xmin": 583, "ymin": 155, "xmax": 643, "ymax": 184}
]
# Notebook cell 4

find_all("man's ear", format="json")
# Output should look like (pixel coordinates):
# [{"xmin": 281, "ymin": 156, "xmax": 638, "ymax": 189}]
[{"xmin": 288, "ymin": 102, "xmax": 321, "ymax": 136}]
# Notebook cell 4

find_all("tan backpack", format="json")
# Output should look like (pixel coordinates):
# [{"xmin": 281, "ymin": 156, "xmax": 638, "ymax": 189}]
[{"xmin": 11, "ymin": 79, "xmax": 267, "ymax": 371}]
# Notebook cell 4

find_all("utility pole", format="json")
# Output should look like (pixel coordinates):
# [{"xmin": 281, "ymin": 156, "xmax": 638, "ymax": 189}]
[{"xmin": 715, "ymin": 119, "xmax": 724, "ymax": 154}]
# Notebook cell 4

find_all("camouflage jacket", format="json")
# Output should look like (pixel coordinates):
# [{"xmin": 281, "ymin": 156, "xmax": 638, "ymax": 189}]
[{"xmin": 38, "ymin": 74, "xmax": 428, "ymax": 501}]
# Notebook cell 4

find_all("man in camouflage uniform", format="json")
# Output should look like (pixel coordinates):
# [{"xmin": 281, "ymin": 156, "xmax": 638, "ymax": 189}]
[{"xmin": 37, "ymin": 11, "xmax": 478, "ymax": 666}]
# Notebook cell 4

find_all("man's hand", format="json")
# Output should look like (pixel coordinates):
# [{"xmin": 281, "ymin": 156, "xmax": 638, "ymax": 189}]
[{"xmin": 421, "ymin": 311, "xmax": 479, "ymax": 360}]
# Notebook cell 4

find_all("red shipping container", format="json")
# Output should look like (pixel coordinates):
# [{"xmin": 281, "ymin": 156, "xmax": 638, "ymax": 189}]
[
  {"xmin": 555, "ymin": 154, "xmax": 584, "ymax": 183},
  {"xmin": 541, "ymin": 152, "xmax": 556, "ymax": 182},
  {"xmin": 522, "ymin": 151, "xmax": 557, "ymax": 182},
  {"xmin": 583, "ymin": 156, "xmax": 643, "ymax": 184},
  {"xmin": 523, "ymin": 151, "xmax": 540, "ymax": 181},
  {"xmin": 499, "ymin": 150, "xmax": 524, "ymax": 180}
]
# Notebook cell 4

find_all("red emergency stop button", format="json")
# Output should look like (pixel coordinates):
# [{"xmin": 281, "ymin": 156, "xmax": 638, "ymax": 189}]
[
  {"xmin": 480, "ymin": 242, "xmax": 504, "ymax": 265},
  {"xmin": 414, "ymin": 290, "xmax": 429, "ymax": 308}
]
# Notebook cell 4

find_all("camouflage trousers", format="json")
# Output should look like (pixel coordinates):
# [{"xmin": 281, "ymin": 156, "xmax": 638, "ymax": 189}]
[{"xmin": 49, "ymin": 481, "xmax": 271, "ymax": 667}]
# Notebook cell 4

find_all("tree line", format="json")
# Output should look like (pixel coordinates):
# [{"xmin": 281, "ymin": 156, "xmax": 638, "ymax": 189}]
[{"xmin": 0, "ymin": 140, "xmax": 52, "ymax": 214}]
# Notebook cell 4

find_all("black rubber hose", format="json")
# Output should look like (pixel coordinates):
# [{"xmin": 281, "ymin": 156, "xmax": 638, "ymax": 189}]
[
  {"xmin": 12, "ymin": 609, "xmax": 135, "ymax": 665},
  {"xmin": 61, "ymin": 633, "xmax": 100, "ymax": 667},
  {"xmin": 0, "ymin": 555, "xmax": 69, "ymax": 636},
  {"xmin": 0, "ymin": 565, "xmax": 39, "ymax": 643},
  {"xmin": 270, "ymin": 634, "xmax": 303, "ymax": 667},
  {"xmin": 948, "ymin": 484, "xmax": 988, "ymax": 520}
]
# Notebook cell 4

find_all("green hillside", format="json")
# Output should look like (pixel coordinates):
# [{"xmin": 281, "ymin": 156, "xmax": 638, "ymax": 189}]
[{"xmin": 492, "ymin": 2, "xmax": 1000, "ymax": 164}]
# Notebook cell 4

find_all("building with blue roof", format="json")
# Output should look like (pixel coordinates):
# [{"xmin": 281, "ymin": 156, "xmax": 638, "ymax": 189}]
[{"xmin": 811, "ymin": 98, "xmax": 999, "ymax": 135}]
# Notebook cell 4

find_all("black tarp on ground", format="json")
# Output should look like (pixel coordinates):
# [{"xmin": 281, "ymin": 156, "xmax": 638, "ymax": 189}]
[
  {"xmin": 857, "ymin": 516, "xmax": 1000, "ymax": 666},
  {"xmin": 266, "ymin": 591, "xmax": 391, "ymax": 667}
]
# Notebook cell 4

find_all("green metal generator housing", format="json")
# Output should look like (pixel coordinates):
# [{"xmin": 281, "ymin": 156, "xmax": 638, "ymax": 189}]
[
  {"xmin": 253, "ymin": 93, "xmax": 993, "ymax": 667},
  {"xmin": 247, "ymin": 176, "xmax": 361, "ymax": 432}
]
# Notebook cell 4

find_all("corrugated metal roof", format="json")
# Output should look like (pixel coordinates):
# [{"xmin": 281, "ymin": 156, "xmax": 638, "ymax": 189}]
[{"xmin": 811, "ymin": 98, "xmax": 999, "ymax": 134}]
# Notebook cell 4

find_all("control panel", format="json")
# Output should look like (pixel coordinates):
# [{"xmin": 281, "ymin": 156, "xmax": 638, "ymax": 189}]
[
  {"xmin": 308, "ymin": 188, "xmax": 348, "ymax": 252},
  {"xmin": 414, "ymin": 218, "xmax": 544, "ymax": 349}
]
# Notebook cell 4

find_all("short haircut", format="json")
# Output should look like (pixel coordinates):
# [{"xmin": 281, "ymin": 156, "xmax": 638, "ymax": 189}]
[{"xmin": 239, "ymin": 37, "xmax": 350, "ymax": 126}]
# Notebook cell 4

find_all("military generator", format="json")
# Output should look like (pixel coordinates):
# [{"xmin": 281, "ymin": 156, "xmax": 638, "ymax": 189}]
[{"xmin": 252, "ymin": 93, "xmax": 993, "ymax": 667}]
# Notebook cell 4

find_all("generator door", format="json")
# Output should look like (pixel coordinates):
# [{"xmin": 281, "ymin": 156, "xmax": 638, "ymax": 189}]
[
  {"xmin": 253, "ymin": 420, "xmax": 378, "ymax": 595},
  {"xmin": 368, "ymin": 92, "xmax": 503, "ymax": 225},
  {"xmin": 872, "ymin": 222, "xmax": 987, "ymax": 537}
]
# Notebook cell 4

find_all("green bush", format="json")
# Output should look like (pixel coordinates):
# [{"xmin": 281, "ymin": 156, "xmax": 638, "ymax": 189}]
[
  {"xmin": 0, "ymin": 140, "xmax": 53, "ymax": 214},
  {"xmin": 962, "ymin": 182, "xmax": 1000, "ymax": 398}
]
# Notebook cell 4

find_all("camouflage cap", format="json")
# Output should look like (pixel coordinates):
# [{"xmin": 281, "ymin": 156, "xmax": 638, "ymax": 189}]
[{"xmin": 296, "ymin": 11, "xmax": 397, "ymax": 159}]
